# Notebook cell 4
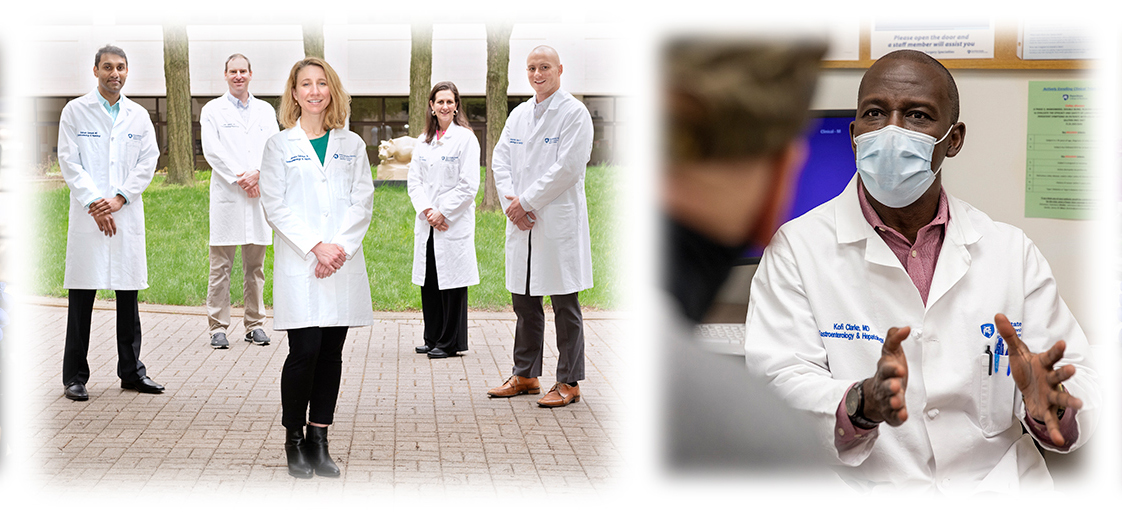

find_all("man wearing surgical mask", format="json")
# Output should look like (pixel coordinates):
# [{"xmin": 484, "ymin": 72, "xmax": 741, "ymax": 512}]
[{"xmin": 743, "ymin": 50, "xmax": 1100, "ymax": 493}]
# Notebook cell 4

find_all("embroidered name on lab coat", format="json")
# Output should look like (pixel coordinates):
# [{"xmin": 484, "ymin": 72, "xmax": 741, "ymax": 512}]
[
  {"xmin": 285, "ymin": 154, "xmax": 313, "ymax": 163},
  {"xmin": 77, "ymin": 131, "xmax": 101, "ymax": 138}
]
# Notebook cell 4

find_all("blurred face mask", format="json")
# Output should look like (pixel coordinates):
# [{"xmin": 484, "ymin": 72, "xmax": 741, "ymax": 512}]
[{"xmin": 854, "ymin": 124, "xmax": 952, "ymax": 208}]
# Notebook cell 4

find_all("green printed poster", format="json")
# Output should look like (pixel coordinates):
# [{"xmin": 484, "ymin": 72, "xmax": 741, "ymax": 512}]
[{"xmin": 1025, "ymin": 81, "xmax": 1098, "ymax": 219}]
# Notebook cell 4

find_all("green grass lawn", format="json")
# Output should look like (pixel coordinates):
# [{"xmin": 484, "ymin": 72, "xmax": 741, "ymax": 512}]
[{"xmin": 33, "ymin": 166, "xmax": 621, "ymax": 311}]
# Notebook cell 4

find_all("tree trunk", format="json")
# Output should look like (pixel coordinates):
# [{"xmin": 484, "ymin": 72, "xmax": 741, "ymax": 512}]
[
  {"xmin": 303, "ymin": 21, "xmax": 324, "ymax": 59},
  {"xmin": 482, "ymin": 22, "xmax": 513, "ymax": 212},
  {"xmin": 409, "ymin": 23, "xmax": 433, "ymax": 139},
  {"xmin": 163, "ymin": 24, "xmax": 193, "ymax": 185}
]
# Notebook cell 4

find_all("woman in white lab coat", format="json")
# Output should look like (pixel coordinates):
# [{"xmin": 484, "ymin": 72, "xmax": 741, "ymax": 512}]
[
  {"xmin": 407, "ymin": 81, "xmax": 480, "ymax": 359},
  {"xmin": 258, "ymin": 57, "xmax": 374, "ymax": 479}
]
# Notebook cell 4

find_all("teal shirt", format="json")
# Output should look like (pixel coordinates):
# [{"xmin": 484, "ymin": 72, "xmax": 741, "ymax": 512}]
[
  {"xmin": 96, "ymin": 90, "xmax": 120, "ymax": 121},
  {"xmin": 310, "ymin": 132, "xmax": 330, "ymax": 165}
]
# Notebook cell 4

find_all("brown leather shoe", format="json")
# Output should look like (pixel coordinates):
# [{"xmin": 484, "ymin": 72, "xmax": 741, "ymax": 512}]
[
  {"xmin": 537, "ymin": 383, "xmax": 581, "ymax": 407},
  {"xmin": 487, "ymin": 375, "xmax": 540, "ymax": 398}
]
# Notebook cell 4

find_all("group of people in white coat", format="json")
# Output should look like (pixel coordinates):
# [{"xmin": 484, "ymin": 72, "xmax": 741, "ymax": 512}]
[{"xmin": 57, "ymin": 44, "xmax": 596, "ymax": 480}]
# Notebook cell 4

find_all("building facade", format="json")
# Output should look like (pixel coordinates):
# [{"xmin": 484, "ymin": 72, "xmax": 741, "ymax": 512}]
[{"xmin": 31, "ymin": 21, "xmax": 627, "ymax": 171}]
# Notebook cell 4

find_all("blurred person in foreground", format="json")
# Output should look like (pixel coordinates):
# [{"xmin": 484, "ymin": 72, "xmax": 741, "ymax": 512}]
[
  {"xmin": 743, "ymin": 50, "xmax": 1100, "ymax": 493},
  {"xmin": 661, "ymin": 37, "xmax": 827, "ymax": 469}
]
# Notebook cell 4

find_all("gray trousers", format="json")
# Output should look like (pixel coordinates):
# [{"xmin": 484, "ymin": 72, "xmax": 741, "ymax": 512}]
[
  {"xmin": 511, "ymin": 292, "xmax": 585, "ymax": 384},
  {"xmin": 207, "ymin": 244, "xmax": 267, "ymax": 334}
]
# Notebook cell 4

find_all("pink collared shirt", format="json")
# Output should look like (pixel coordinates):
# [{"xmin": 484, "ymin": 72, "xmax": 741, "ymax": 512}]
[{"xmin": 835, "ymin": 184, "xmax": 1077, "ymax": 451}]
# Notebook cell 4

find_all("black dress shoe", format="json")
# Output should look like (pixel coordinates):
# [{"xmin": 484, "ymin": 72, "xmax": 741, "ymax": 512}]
[
  {"xmin": 427, "ymin": 347, "xmax": 460, "ymax": 359},
  {"xmin": 415, "ymin": 344, "xmax": 432, "ymax": 354},
  {"xmin": 64, "ymin": 383, "xmax": 89, "ymax": 401},
  {"xmin": 304, "ymin": 425, "xmax": 340, "ymax": 477},
  {"xmin": 120, "ymin": 376, "xmax": 165, "ymax": 394}
]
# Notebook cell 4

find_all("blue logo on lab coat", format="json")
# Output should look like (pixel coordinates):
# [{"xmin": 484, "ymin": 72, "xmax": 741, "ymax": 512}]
[
  {"xmin": 333, "ymin": 154, "xmax": 339, "ymax": 159},
  {"xmin": 981, "ymin": 323, "xmax": 995, "ymax": 338}
]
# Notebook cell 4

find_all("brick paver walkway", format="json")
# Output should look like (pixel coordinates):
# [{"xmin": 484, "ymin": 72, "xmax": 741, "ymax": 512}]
[{"xmin": 24, "ymin": 300, "xmax": 624, "ymax": 498}]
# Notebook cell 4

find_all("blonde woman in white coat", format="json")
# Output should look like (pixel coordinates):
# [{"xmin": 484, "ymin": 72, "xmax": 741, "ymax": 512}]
[
  {"xmin": 407, "ymin": 81, "xmax": 480, "ymax": 359},
  {"xmin": 259, "ymin": 57, "xmax": 374, "ymax": 479}
]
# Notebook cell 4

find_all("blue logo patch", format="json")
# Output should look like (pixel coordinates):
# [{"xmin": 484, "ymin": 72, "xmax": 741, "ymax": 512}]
[
  {"xmin": 544, "ymin": 137, "xmax": 560, "ymax": 144},
  {"xmin": 981, "ymin": 324, "xmax": 995, "ymax": 338}
]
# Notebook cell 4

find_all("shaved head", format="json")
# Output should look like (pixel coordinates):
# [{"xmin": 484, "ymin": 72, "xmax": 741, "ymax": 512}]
[{"xmin": 528, "ymin": 45, "xmax": 561, "ymax": 63}]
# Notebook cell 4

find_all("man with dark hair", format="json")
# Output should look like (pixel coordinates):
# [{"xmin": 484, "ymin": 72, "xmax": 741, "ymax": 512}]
[
  {"xmin": 58, "ymin": 45, "xmax": 164, "ymax": 401},
  {"xmin": 200, "ymin": 53, "xmax": 278, "ymax": 349},
  {"xmin": 743, "ymin": 49, "xmax": 1100, "ymax": 492}
]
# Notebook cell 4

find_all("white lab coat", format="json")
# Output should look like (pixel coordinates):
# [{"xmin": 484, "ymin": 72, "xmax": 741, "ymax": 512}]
[
  {"xmin": 407, "ymin": 124, "xmax": 481, "ymax": 289},
  {"xmin": 200, "ymin": 92, "xmax": 279, "ymax": 246},
  {"xmin": 493, "ymin": 90, "xmax": 594, "ymax": 296},
  {"xmin": 259, "ymin": 122, "xmax": 375, "ymax": 330},
  {"xmin": 58, "ymin": 91, "xmax": 158, "ymax": 290},
  {"xmin": 743, "ymin": 176, "xmax": 1100, "ymax": 494}
]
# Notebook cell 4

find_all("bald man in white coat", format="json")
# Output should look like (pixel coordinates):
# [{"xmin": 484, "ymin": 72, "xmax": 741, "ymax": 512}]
[{"xmin": 488, "ymin": 46, "xmax": 595, "ymax": 408}]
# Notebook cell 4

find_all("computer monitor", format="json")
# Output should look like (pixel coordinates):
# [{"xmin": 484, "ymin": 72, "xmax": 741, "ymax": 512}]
[{"xmin": 742, "ymin": 109, "xmax": 857, "ymax": 261}]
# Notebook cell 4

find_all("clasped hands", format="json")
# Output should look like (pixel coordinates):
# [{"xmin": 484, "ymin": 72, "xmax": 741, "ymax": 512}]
[
  {"xmin": 237, "ymin": 170, "xmax": 260, "ymax": 198},
  {"xmin": 312, "ymin": 242, "xmax": 346, "ymax": 279},
  {"xmin": 861, "ymin": 313, "xmax": 1081, "ymax": 446},
  {"xmin": 423, "ymin": 208, "xmax": 448, "ymax": 232},
  {"xmin": 504, "ymin": 196, "xmax": 537, "ymax": 231},
  {"xmin": 87, "ymin": 194, "xmax": 126, "ymax": 236}
]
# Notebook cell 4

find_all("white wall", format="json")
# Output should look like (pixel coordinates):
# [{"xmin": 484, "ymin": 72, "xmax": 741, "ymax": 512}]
[
  {"xmin": 27, "ymin": 22, "xmax": 625, "ymax": 98},
  {"xmin": 812, "ymin": 68, "xmax": 1115, "ymax": 345}
]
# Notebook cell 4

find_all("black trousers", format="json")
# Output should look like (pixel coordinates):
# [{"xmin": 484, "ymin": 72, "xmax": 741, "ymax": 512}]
[
  {"xmin": 420, "ymin": 228, "xmax": 468, "ymax": 353},
  {"xmin": 511, "ymin": 292, "xmax": 585, "ymax": 384},
  {"xmin": 62, "ymin": 289, "xmax": 146, "ymax": 386},
  {"xmin": 281, "ymin": 326, "xmax": 348, "ymax": 430}
]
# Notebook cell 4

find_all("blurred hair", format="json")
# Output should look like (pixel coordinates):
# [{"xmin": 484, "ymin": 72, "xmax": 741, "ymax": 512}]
[
  {"xmin": 94, "ymin": 45, "xmax": 127, "ymax": 68},
  {"xmin": 663, "ymin": 37, "xmax": 827, "ymax": 162},
  {"xmin": 423, "ymin": 81, "xmax": 472, "ymax": 144},
  {"xmin": 279, "ymin": 57, "xmax": 350, "ymax": 130}
]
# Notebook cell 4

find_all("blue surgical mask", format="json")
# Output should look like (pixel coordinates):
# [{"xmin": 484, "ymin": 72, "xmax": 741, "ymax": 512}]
[{"xmin": 854, "ymin": 124, "xmax": 952, "ymax": 208}]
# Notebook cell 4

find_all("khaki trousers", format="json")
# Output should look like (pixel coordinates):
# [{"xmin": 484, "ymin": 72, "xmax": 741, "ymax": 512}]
[{"xmin": 207, "ymin": 244, "xmax": 267, "ymax": 335}]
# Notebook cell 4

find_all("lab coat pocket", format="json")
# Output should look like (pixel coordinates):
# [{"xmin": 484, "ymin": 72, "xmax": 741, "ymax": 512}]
[
  {"xmin": 329, "ymin": 168, "xmax": 354, "ymax": 202},
  {"xmin": 124, "ymin": 140, "xmax": 142, "ymax": 169},
  {"xmin": 976, "ymin": 351, "xmax": 1017, "ymax": 436},
  {"xmin": 543, "ymin": 203, "xmax": 577, "ymax": 243}
]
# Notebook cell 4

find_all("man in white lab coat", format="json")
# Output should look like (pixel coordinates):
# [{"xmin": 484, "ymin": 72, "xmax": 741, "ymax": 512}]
[
  {"xmin": 59, "ymin": 45, "xmax": 164, "ymax": 401},
  {"xmin": 488, "ymin": 46, "xmax": 594, "ymax": 407},
  {"xmin": 744, "ymin": 50, "xmax": 1100, "ymax": 493},
  {"xmin": 201, "ymin": 54, "xmax": 279, "ymax": 349}
]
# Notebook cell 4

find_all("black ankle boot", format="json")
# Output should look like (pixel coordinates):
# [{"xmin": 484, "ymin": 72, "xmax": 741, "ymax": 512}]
[
  {"xmin": 305, "ymin": 425, "xmax": 341, "ymax": 477},
  {"xmin": 285, "ymin": 427, "xmax": 314, "ymax": 479}
]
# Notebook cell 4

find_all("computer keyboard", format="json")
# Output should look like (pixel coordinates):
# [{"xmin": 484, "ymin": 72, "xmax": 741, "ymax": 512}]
[{"xmin": 693, "ymin": 323, "xmax": 747, "ymax": 356}]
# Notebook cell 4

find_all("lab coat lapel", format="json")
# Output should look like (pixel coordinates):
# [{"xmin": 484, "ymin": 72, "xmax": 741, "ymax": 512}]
[
  {"xmin": 834, "ymin": 175, "xmax": 901, "ymax": 270},
  {"xmin": 322, "ymin": 130, "xmax": 343, "ymax": 172},
  {"xmin": 926, "ymin": 193, "xmax": 981, "ymax": 310},
  {"xmin": 287, "ymin": 121, "xmax": 326, "ymax": 176}
]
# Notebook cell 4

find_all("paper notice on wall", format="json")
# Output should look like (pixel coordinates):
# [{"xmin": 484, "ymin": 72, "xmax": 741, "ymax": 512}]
[
  {"xmin": 870, "ymin": 19, "xmax": 994, "ymax": 59},
  {"xmin": 1017, "ymin": 22, "xmax": 1097, "ymax": 60},
  {"xmin": 1025, "ymin": 81, "xmax": 1100, "ymax": 219}
]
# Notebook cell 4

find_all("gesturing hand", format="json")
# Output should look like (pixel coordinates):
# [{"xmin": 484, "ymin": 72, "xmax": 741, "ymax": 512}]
[
  {"xmin": 863, "ymin": 326, "xmax": 911, "ymax": 426},
  {"xmin": 995, "ymin": 313, "xmax": 1082, "ymax": 446}
]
